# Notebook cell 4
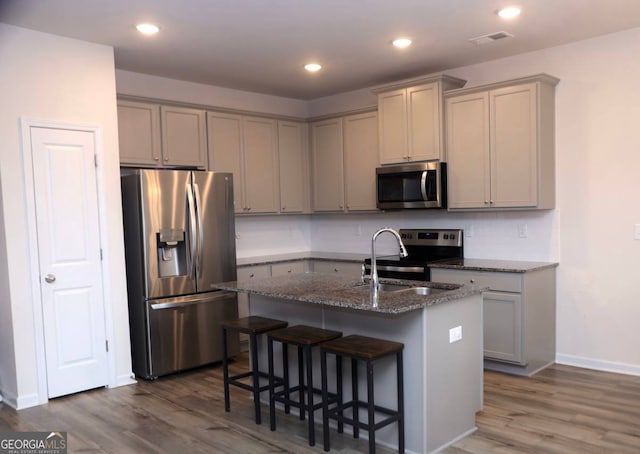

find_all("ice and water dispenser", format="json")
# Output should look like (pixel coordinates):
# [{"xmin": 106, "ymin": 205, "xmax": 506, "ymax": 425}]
[{"xmin": 157, "ymin": 229, "xmax": 187, "ymax": 277}]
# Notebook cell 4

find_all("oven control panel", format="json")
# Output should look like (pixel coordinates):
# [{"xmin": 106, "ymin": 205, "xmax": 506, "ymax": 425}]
[{"xmin": 399, "ymin": 229, "xmax": 463, "ymax": 247}]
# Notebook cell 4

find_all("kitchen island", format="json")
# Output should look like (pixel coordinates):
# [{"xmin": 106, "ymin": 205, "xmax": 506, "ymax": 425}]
[{"xmin": 213, "ymin": 273, "xmax": 485, "ymax": 454}]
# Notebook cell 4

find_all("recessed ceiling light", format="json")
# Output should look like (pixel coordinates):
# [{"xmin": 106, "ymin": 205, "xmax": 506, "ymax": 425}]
[
  {"xmin": 497, "ymin": 6, "xmax": 521, "ymax": 19},
  {"xmin": 392, "ymin": 38, "xmax": 412, "ymax": 48},
  {"xmin": 136, "ymin": 23, "xmax": 160, "ymax": 35},
  {"xmin": 304, "ymin": 63, "xmax": 322, "ymax": 72}
]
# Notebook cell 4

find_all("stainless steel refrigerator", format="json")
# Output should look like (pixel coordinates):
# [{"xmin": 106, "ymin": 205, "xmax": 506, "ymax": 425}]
[{"xmin": 121, "ymin": 169, "xmax": 239, "ymax": 379}]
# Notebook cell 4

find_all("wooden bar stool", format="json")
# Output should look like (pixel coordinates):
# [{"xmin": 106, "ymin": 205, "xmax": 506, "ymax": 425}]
[
  {"xmin": 221, "ymin": 315, "xmax": 288, "ymax": 424},
  {"xmin": 320, "ymin": 334, "xmax": 405, "ymax": 454},
  {"xmin": 267, "ymin": 325, "xmax": 343, "ymax": 446}
]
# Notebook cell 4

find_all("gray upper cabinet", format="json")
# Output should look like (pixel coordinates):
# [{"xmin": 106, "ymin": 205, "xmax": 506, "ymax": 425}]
[
  {"xmin": 207, "ymin": 112, "xmax": 279, "ymax": 214},
  {"xmin": 445, "ymin": 74, "xmax": 559, "ymax": 210},
  {"xmin": 160, "ymin": 106, "xmax": 207, "ymax": 168},
  {"xmin": 311, "ymin": 112, "xmax": 379, "ymax": 212},
  {"xmin": 118, "ymin": 100, "xmax": 206, "ymax": 169},
  {"xmin": 118, "ymin": 100, "xmax": 162, "ymax": 166},
  {"xmin": 374, "ymin": 75, "xmax": 466, "ymax": 164}
]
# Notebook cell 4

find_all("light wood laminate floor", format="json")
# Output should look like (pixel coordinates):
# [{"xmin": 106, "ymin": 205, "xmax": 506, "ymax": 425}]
[{"xmin": 1, "ymin": 353, "xmax": 639, "ymax": 453}]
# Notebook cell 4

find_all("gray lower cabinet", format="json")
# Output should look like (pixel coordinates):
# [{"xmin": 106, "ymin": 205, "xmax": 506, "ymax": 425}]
[{"xmin": 431, "ymin": 266, "xmax": 556, "ymax": 376}]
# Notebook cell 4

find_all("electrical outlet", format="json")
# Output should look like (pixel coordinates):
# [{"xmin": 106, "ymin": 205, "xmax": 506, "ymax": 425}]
[
  {"xmin": 356, "ymin": 224, "xmax": 362, "ymax": 236},
  {"xmin": 518, "ymin": 223, "xmax": 528, "ymax": 238},
  {"xmin": 449, "ymin": 326, "xmax": 462, "ymax": 343}
]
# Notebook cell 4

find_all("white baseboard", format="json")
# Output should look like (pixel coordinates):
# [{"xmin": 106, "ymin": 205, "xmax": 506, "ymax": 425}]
[
  {"xmin": 556, "ymin": 353, "xmax": 640, "ymax": 376},
  {"xmin": 110, "ymin": 373, "xmax": 137, "ymax": 388},
  {"xmin": 15, "ymin": 392, "xmax": 40, "ymax": 410}
]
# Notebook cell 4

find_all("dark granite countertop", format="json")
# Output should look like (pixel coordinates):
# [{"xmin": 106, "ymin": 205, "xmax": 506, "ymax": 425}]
[
  {"xmin": 429, "ymin": 258, "xmax": 558, "ymax": 273},
  {"xmin": 212, "ymin": 273, "xmax": 485, "ymax": 315}
]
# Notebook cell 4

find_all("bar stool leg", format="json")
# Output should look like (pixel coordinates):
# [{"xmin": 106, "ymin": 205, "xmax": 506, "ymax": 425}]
[
  {"xmin": 352, "ymin": 358, "xmax": 359, "ymax": 439},
  {"xmin": 250, "ymin": 332, "xmax": 261, "ymax": 424},
  {"xmin": 283, "ymin": 343, "xmax": 290, "ymax": 414},
  {"xmin": 268, "ymin": 337, "xmax": 276, "ymax": 431},
  {"xmin": 367, "ymin": 361, "xmax": 375, "ymax": 454},
  {"xmin": 397, "ymin": 350, "xmax": 405, "ymax": 454},
  {"xmin": 222, "ymin": 326, "xmax": 230, "ymax": 412},
  {"xmin": 298, "ymin": 346, "xmax": 305, "ymax": 421},
  {"xmin": 305, "ymin": 345, "xmax": 315, "ymax": 446},
  {"xmin": 321, "ymin": 350, "xmax": 330, "ymax": 452},
  {"xmin": 336, "ymin": 355, "xmax": 343, "ymax": 434}
]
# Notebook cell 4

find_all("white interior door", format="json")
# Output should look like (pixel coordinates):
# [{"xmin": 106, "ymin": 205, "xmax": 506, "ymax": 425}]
[{"xmin": 30, "ymin": 126, "xmax": 108, "ymax": 398}]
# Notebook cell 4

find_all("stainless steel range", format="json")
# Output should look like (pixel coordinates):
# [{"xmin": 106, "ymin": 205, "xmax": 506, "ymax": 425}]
[{"xmin": 364, "ymin": 229, "xmax": 463, "ymax": 281}]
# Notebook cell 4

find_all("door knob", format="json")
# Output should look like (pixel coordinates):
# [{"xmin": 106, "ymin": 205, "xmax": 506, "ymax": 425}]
[{"xmin": 44, "ymin": 274, "xmax": 56, "ymax": 283}]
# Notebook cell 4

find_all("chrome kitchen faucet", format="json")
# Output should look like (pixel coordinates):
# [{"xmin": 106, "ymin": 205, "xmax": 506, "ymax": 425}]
[{"xmin": 370, "ymin": 227, "xmax": 408, "ymax": 305}]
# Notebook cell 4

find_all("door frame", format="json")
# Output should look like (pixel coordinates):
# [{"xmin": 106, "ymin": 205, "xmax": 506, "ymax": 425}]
[{"xmin": 20, "ymin": 118, "xmax": 117, "ymax": 406}]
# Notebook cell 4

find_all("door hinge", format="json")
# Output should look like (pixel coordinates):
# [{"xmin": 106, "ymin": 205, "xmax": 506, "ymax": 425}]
[
  {"xmin": 100, "ymin": 248, "xmax": 103, "ymax": 260},
  {"xmin": 105, "ymin": 340, "xmax": 109, "ymax": 352},
  {"xmin": 94, "ymin": 154, "xmax": 98, "ymax": 167}
]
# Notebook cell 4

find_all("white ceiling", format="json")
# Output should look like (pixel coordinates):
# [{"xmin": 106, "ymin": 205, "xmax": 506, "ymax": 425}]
[{"xmin": 2, "ymin": 0, "xmax": 640, "ymax": 99}]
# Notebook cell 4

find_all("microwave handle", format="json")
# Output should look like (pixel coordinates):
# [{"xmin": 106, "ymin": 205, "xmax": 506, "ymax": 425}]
[{"xmin": 420, "ymin": 171, "xmax": 428, "ymax": 201}]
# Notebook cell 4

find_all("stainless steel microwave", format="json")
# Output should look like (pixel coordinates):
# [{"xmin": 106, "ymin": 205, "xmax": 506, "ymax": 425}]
[{"xmin": 376, "ymin": 162, "xmax": 447, "ymax": 209}]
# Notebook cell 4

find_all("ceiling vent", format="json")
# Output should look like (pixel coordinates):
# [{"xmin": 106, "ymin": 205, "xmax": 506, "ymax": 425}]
[{"xmin": 468, "ymin": 31, "xmax": 514, "ymax": 45}]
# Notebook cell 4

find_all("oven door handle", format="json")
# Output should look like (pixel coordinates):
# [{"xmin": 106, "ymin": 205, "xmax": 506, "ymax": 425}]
[{"xmin": 364, "ymin": 264, "xmax": 426, "ymax": 273}]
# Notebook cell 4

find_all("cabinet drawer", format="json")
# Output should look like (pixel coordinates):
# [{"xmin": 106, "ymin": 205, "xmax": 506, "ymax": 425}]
[
  {"xmin": 430, "ymin": 268, "xmax": 522, "ymax": 293},
  {"xmin": 271, "ymin": 261, "xmax": 305, "ymax": 277},
  {"xmin": 312, "ymin": 260, "xmax": 362, "ymax": 277},
  {"xmin": 237, "ymin": 264, "xmax": 271, "ymax": 281}
]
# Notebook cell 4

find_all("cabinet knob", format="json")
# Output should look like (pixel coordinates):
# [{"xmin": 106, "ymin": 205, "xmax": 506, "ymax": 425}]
[
  {"xmin": 154, "ymin": 157, "xmax": 160, "ymax": 161},
  {"xmin": 339, "ymin": 205, "xmax": 343, "ymax": 209},
  {"xmin": 484, "ymin": 201, "xmax": 489, "ymax": 205},
  {"xmin": 287, "ymin": 269, "xmax": 292, "ymax": 273},
  {"xmin": 164, "ymin": 157, "xmax": 169, "ymax": 162},
  {"xmin": 282, "ymin": 206, "xmax": 285, "ymax": 211},
  {"xmin": 334, "ymin": 268, "xmax": 339, "ymax": 273},
  {"xmin": 249, "ymin": 273, "xmax": 255, "ymax": 278},
  {"xmin": 490, "ymin": 200, "xmax": 494, "ymax": 204},
  {"xmin": 470, "ymin": 279, "xmax": 476, "ymax": 284}
]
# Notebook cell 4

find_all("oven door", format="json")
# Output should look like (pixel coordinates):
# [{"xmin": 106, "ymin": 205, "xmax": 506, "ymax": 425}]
[
  {"xmin": 364, "ymin": 262, "xmax": 430, "ymax": 281},
  {"xmin": 376, "ymin": 162, "xmax": 446, "ymax": 209}
]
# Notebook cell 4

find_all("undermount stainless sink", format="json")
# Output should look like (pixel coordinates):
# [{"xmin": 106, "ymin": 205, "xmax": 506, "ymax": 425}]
[
  {"xmin": 395, "ymin": 286, "xmax": 445, "ymax": 296},
  {"xmin": 351, "ymin": 282, "xmax": 447, "ymax": 295}
]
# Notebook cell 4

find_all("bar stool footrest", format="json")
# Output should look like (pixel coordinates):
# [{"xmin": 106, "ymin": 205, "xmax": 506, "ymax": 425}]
[
  {"xmin": 228, "ymin": 370, "xmax": 285, "ymax": 393},
  {"xmin": 326, "ymin": 400, "xmax": 402, "ymax": 431}
]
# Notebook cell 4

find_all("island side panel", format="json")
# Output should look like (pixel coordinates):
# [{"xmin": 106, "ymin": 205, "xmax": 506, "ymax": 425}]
[
  {"xmin": 323, "ymin": 306, "xmax": 425, "ymax": 454},
  {"xmin": 424, "ymin": 293, "xmax": 484, "ymax": 453}
]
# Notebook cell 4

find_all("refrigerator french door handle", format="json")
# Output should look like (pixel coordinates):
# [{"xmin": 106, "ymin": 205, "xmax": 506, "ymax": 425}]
[
  {"xmin": 186, "ymin": 183, "xmax": 197, "ymax": 279},
  {"xmin": 420, "ymin": 171, "xmax": 428, "ymax": 201},
  {"xmin": 193, "ymin": 182, "xmax": 205, "ymax": 278}
]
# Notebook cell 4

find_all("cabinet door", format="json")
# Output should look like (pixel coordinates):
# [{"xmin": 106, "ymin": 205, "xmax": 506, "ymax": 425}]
[
  {"xmin": 271, "ymin": 261, "xmax": 305, "ymax": 277},
  {"xmin": 243, "ymin": 116, "xmax": 279, "ymax": 213},
  {"xmin": 408, "ymin": 82, "xmax": 441, "ymax": 162},
  {"xmin": 490, "ymin": 83, "xmax": 538, "ymax": 208},
  {"xmin": 278, "ymin": 121, "xmax": 309, "ymax": 213},
  {"xmin": 117, "ymin": 100, "xmax": 161, "ymax": 166},
  {"xmin": 343, "ymin": 112, "xmax": 379, "ymax": 211},
  {"xmin": 311, "ymin": 118, "xmax": 345, "ymax": 211},
  {"xmin": 446, "ymin": 92, "xmax": 491, "ymax": 209},
  {"xmin": 207, "ymin": 112, "xmax": 244, "ymax": 212},
  {"xmin": 378, "ymin": 88, "xmax": 407, "ymax": 164},
  {"xmin": 160, "ymin": 106, "xmax": 207, "ymax": 168},
  {"xmin": 483, "ymin": 291, "xmax": 523, "ymax": 364}
]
